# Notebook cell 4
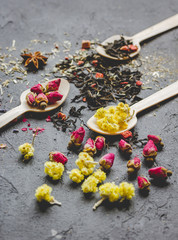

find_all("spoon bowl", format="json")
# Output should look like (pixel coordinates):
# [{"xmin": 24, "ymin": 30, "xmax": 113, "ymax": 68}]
[
  {"xmin": 96, "ymin": 14, "xmax": 178, "ymax": 60},
  {"xmin": 87, "ymin": 81, "xmax": 178, "ymax": 135},
  {"xmin": 0, "ymin": 78, "xmax": 70, "ymax": 129}
]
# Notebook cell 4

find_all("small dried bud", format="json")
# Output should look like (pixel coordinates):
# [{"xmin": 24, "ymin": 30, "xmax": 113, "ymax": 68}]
[
  {"xmin": 143, "ymin": 140, "xmax": 157, "ymax": 162},
  {"xmin": 99, "ymin": 153, "xmax": 115, "ymax": 171},
  {"xmin": 127, "ymin": 156, "xmax": 141, "ymax": 174},
  {"xmin": 95, "ymin": 136, "xmax": 105, "ymax": 151},
  {"xmin": 26, "ymin": 92, "xmax": 36, "ymax": 106},
  {"xmin": 68, "ymin": 126, "xmax": 85, "ymax": 149},
  {"xmin": 118, "ymin": 139, "xmax": 132, "ymax": 154},
  {"xmin": 147, "ymin": 135, "xmax": 164, "ymax": 148},
  {"xmin": 57, "ymin": 112, "xmax": 67, "ymax": 121},
  {"xmin": 82, "ymin": 40, "xmax": 91, "ymax": 49},
  {"xmin": 148, "ymin": 166, "xmax": 172, "ymax": 180},
  {"xmin": 49, "ymin": 151, "xmax": 68, "ymax": 165},
  {"xmin": 45, "ymin": 79, "xmax": 61, "ymax": 92},
  {"xmin": 128, "ymin": 44, "xmax": 138, "ymax": 51},
  {"xmin": 31, "ymin": 84, "xmax": 44, "ymax": 94},
  {"xmin": 92, "ymin": 60, "xmax": 98, "ymax": 66},
  {"xmin": 46, "ymin": 91, "xmax": 63, "ymax": 104},
  {"xmin": 77, "ymin": 61, "xmax": 84, "ymax": 66},
  {"xmin": 35, "ymin": 93, "xmax": 48, "ymax": 109},
  {"xmin": 137, "ymin": 176, "xmax": 151, "ymax": 190},
  {"xmin": 95, "ymin": 72, "xmax": 104, "ymax": 79},
  {"xmin": 83, "ymin": 138, "xmax": 96, "ymax": 156},
  {"xmin": 120, "ymin": 45, "xmax": 129, "ymax": 51}
]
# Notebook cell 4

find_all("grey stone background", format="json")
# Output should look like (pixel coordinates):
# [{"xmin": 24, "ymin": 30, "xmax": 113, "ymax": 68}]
[{"xmin": 0, "ymin": 0, "xmax": 178, "ymax": 239}]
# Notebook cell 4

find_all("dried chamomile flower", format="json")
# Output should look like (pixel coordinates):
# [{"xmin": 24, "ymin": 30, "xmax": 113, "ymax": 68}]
[
  {"xmin": 35, "ymin": 184, "xmax": 61, "ymax": 206},
  {"xmin": 81, "ymin": 176, "xmax": 99, "ymax": 193},
  {"xmin": 69, "ymin": 169, "xmax": 84, "ymax": 183},
  {"xmin": 118, "ymin": 182, "xmax": 135, "ymax": 202},
  {"xmin": 44, "ymin": 161, "xmax": 64, "ymax": 180}
]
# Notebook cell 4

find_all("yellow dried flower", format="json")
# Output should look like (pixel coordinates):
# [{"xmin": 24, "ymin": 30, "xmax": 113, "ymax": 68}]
[
  {"xmin": 44, "ymin": 161, "xmax": 64, "ymax": 180},
  {"xmin": 99, "ymin": 182, "xmax": 120, "ymax": 202},
  {"xmin": 35, "ymin": 184, "xmax": 54, "ymax": 202},
  {"xmin": 94, "ymin": 107, "xmax": 107, "ymax": 119},
  {"xmin": 81, "ymin": 176, "xmax": 99, "ymax": 193},
  {"xmin": 118, "ymin": 182, "xmax": 135, "ymax": 201},
  {"xmin": 75, "ymin": 152, "xmax": 95, "ymax": 176},
  {"xmin": 18, "ymin": 143, "xmax": 34, "ymax": 160},
  {"xmin": 69, "ymin": 169, "xmax": 84, "ymax": 183},
  {"xmin": 92, "ymin": 169, "xmax": 106, "ymax": 183}
]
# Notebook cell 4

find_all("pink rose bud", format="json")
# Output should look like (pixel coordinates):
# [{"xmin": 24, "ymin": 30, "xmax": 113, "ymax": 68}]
[
  {"xmin": 26, "ymin": 92, "xmax": 36, "ymax": 106},
  {"xmin": 137, "ymin": 176, "xmax": 151, "ymax": 190},
  {"xmin": 143, "ymin": 140, "xmax": 157, "ymax": 162},
  {"xmin": 49, "ymin": 151, "xmax": 68, "ymax": 165},
  {"xmin": 68, "ymin": 126, "xmax": 85, "ymax": 148},
  {"xmin": 35, "ymin": 93, "xmax": 48, "ymax": 109},
  {"xmin": 31, "ymin": 83, "xmax": 44, "ymax": 94},
  {"xmin": 118, "ymin": 139, "xmax": 132, "ymax": 154},
  {"xmin": 147, "ymin": 135, "xmax": 164, "ymax": 147},
  {"xmin": 83, "ymin": 138, "xmax": 96, "ymax": 156},
  {"xmin": 127, "ymin": 156, "xmax": 141, "ymax": 174},
  {"xmin": 46, "ymin": 91, "xmax": 63, "ymax": 104},
  {"xmin": 99, "ymin": 153, "xmax": 115, "ymax": 171},
  {"xmin": 148, "ymin": 166, "xmax": 172, "ymax": 180},
  {"xmin": 95, "ymin": 136, "xmax": 105, "ymax": 151},
  {"xmin": 45, "ymin": 79, "xmax": 61, "ymax": 92}
]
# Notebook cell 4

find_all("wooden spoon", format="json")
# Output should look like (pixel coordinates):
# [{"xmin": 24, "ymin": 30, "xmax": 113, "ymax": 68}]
[
  {"xmin": 96, "ymin": 14, "xmax": 178, "ymax": 60},
  {"xmin": 87, "ymin": 81, "xmax": 178, "ymax": 135},
  {"xmin": 0, "ymin": 79, "xmax": 70, "ymax": 129}
]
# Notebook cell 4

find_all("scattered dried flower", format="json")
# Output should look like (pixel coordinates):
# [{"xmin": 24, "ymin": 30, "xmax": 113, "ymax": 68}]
[
  {"xmin": 143, "ymin": 140, "xmax": 157, "ymax": 162},
  {"xmin": 118, "ymin": 139, "xmax": 132, "ymax": 154},
  {"xmin": 148, "ymin": 166, "xmax": 172, "ymax": 180},
  {"xmin": 137, "ymin": 176, "xmax": 151, "ymax": 191},
  {"xmin": 83, "ymin": 138, "xmax": 96, "ymax": 156}
]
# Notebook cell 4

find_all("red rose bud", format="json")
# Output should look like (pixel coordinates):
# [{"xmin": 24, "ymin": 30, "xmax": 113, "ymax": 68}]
[
  {"xmin": 99, "ymin": 153, "xmax": 115, "ymax": 171},
  {"xmin": 127, "ymin": 156, "xmax": 141, "ymax": 174},
  {"xmin": 49, "ymin": 151, "xmax": 68, "ymax": 165},
  {"xmin": 147, "ymin": 135, "xmax": 164, "ymax": 148},
  {"xmin": 31, "ymin": 84, "xmax": 44, "ymax": 94},
  {"xmin": 95, "ymin": 136, "xmax": 105, "ymax": 151},
  {"xmin": 118, "ymin": 139, "xmax": 132, "ymax": 154},
  {"xmin": 83, "ymin": 138, "xmax": 96, "ymax": 156},
  {"xmin": 138, "ymin": 176, "xmax": 151, "ymax": 190},
  {"xmin": 143, "ymin": 140, "xmax": 157, "ymax": 162},
  {"xmin": 68, "ymin": 126, "xmax": 85, "ymax": 148},
  {"xmin": 26, "ymin": 92, "xmax": 36, "ymax": 106},
  {"xmin": 45, "ymin": 78, "xmax": 61, "ymax": 92},
  {"xmin": 46, "ymin": 91, "xmax": 63, "ymax": 104},
  {"xmin": 148, "ymin": 166, "xmax": 172, "ymax": 180},
  {"xmin": 95, "ymin": 72, "xmax": 104, "ymax": 79},
  {"xmin": 35, "ymin": 93, "xmax": 48, "ymax": 109}
]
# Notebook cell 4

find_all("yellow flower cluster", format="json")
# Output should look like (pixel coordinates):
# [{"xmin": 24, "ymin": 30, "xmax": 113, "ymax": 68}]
[
  {"xmin": 18, "ymin": 143, "xmax": 34, "ymax": 160},
  {"xmin": 118, "ymin": 182, "xmax": 135, "ymax": 201},
  {"xmin": 92, "ymin": 169, "xmax": 106, "ymax": 183},
  {"xmin": 69, "ymin": 169, "xmax": 84, "ymax": 183},
  {"xmin": 35, "ymin": 184, "xmax": 54, "ymax": 202},
  {"xmin": 75, "ymin": 152, "xmax": 95, "ymax": 176},
  {"xmin": 44, "ymin": 161, "xmax": 64, "ymax": 180},
  {"xmin": 81, "ymin": 176, "xmax": 99, "ymax": 193},
  {"xmin": 99, "ymin": 182, "xmax": 120, "ymax": 202},
  {"xmin": 94, "ymin": 102, "xmax": 131, "ymax": 133}
]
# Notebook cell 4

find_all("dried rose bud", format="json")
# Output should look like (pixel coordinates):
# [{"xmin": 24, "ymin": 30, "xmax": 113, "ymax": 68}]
[
  {"xmin": 148, "ymin": 166, "xmax": 172, "ymax": 180},
  {"xmin": 31, "ymin": 84, "xmax": 44, "ymax": 94},
  {"xmin": 137, "ymin": 176, "xmax": 151, "ymax": 190},
  {"xmin": 95, "ymin": 136, "xmax": 105, "ymax": 151},
  {"xmin": 127, "ymin": 156, "xmax": 141, "ymax": 174},
  {"xmin": 99, "ymin": 153, "xmax": 115, "ymax": 171},
  {"xmin": 57, "ymin": 112, "xmax": 67, "ymax": 121},
  {"xmin": 46, "ymin": 91, "xmax": 63, "ymax": 104},
  {"xmin": 49, "ymin": 151, "xmax": 68, "ymax": 165},
  {"xmin": 147, "ymin": 135, "xmax": 164, "ymax": 148},
  {"xmin": 143, "ymin": 140, "xmax": 157, "ymax": 162},
  {"xmin": 26, "ymin": 92, "xmax": 36, "ymax": 106},
  {"xmin": 68, "ymin": 126, "xmax": 85, "ymax": 149},
  {"xmin": 45, "ymin": 79, "xmax": 61, "ymax": 92},
  {"xmin": 35, "ymin": 93, "xmax": 48, "ymax": 109},
  {"xmin": 83, "ymin": 138, "xmax": 96, "ymax": 156},
  {"xmin": 82, "ymin": 40, "xmax": 91, "ymax": 49},
  {"xmin": 118, "ymin": 139, "xmax": 132, "ymax": 154}
]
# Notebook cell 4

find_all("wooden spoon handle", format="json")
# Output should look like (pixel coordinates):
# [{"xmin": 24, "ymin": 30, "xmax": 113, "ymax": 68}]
[
  {"xmin": 0, "ymin": 105, "xmax": 27, "ymax": 129},
  {"xmin": 132, "ymin": 81, "xmax": 178, "ymax": 114},
  {"xmin": 132, "ymin": 14, "xmax": 178, "ymax": 43}
]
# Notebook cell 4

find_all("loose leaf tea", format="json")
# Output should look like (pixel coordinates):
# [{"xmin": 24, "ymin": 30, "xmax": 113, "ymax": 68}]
[{"xmin": 55, "ymin": 49, "xmax": 142, "ymax": 110}]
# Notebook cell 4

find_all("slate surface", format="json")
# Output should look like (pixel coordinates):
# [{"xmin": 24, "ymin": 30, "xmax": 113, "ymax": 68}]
[{"xmin": 0, "ymin": 0, "xmax": 178, "ymax": 240}]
